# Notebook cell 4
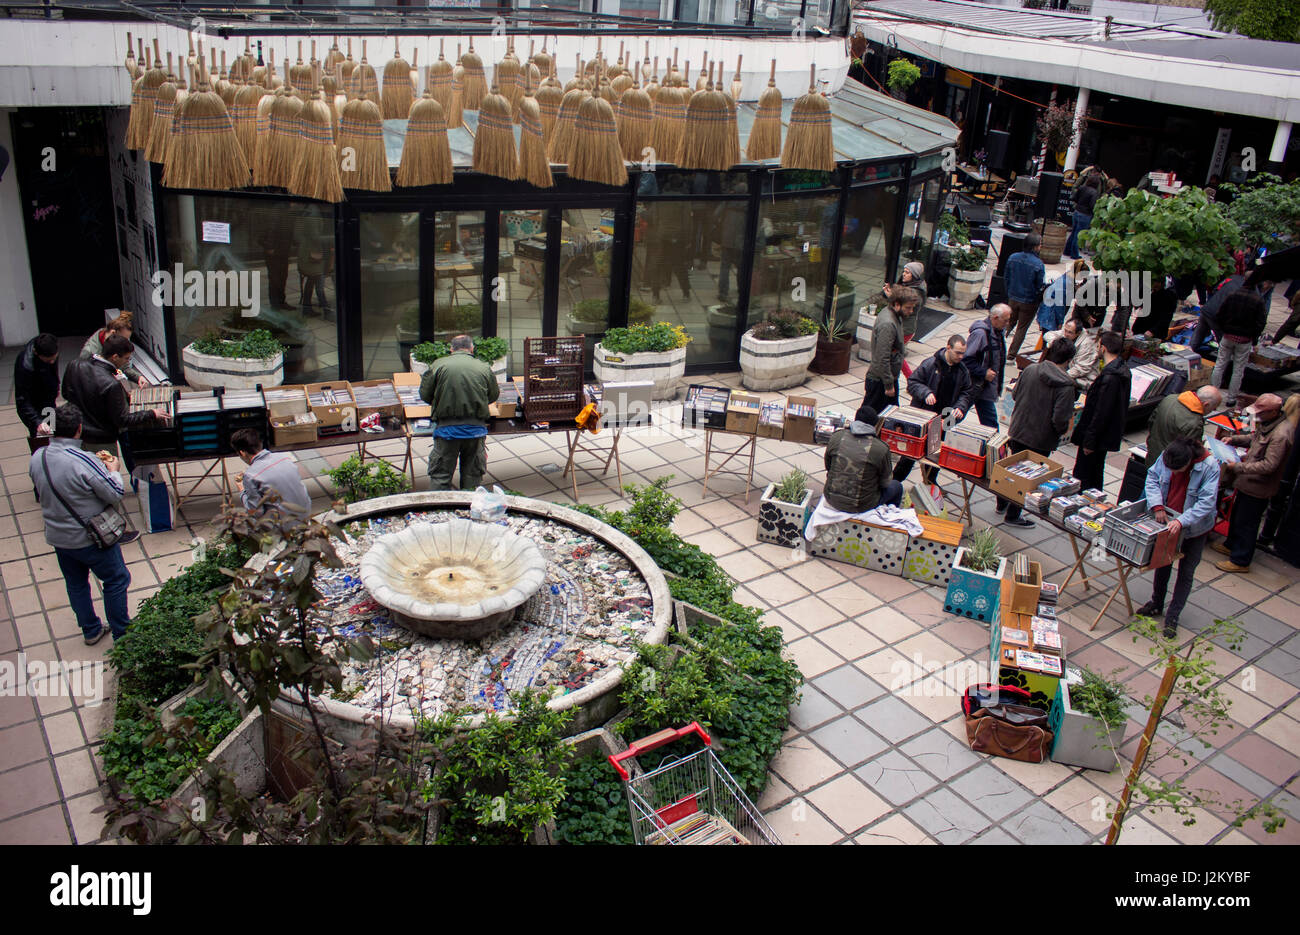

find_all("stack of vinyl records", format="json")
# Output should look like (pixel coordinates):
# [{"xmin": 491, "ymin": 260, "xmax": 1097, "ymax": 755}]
[
  {"xmin": 944, "ymin": 421, "xmax": 998, "ymax": 456},
  {"xmin": 1129, "ymin": 363, "xmax": 1177, "ymax": 404}
]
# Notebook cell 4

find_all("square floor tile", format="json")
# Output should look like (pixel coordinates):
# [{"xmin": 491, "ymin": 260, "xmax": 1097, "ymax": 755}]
[
  {"xmin": 788, "ymin": 686, "xmax": 842, "ymax": 732},
  {"xmin": 948, "ymin": 763, "xmax": 1035, "ymax": 821},
  {"xmin": 855, "ymin": 749, "xmax": 938, "ymax": 806},
  {"xmin": 903, "ymin": 786, "xmax": 992, "ymax": 844},
  {"xmin": 856, "ymin": 694, "xmax": 933, "ymax": 745},
  {"xmin": 900, "ymin": 727, "xmax": 983, "ymax": 782},
  {"xmin": 806, "ymin": 773, "xmax": 891, "ymax": 835},
  {"xmin": 809, "ymin": 716, "xmax": 889, "ymax": 769},
  {"xmin": 810, "ymin": 665, "xmax": 886, "ymax": 710},
  {"xmin": 1001, "ymin": 799, "xmax": 1092, "ymax": 845}
]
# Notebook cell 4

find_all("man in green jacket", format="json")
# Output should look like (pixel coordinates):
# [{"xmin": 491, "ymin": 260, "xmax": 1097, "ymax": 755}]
[
  {"xmin": 1144, "ymin": 385, "xmax": 1221, "ymax": 467},
  {"xmin": 419, "ymin": 335, "xmax": 499, "ymax": 490}
]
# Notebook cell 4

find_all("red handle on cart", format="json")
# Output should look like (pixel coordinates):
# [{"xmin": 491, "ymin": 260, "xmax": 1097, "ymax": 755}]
[{"xmin": 608, "ymin": 721, "xmax": 712, "ymax": 781}]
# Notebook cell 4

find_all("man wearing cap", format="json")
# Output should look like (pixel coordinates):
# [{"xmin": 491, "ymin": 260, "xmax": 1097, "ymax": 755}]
[
  {"xmin": 1214, "ymin": 393, "xmax": 1294, "ymax": 573},
  {"xmin": 824, "ymin": 407, "xmax": 903, "ymax": 513}
]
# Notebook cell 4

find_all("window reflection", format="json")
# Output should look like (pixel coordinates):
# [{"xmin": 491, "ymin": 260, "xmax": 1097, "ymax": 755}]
[
  {"xmin": 839, "ymin": 183, "xmax": 902, "ymax": 317},
  {"xmin": 163, "ymin": 194, "xmax": 336, "ymax": 383},
  {"xmin": 904, "ymin": 176, "xmax": 944, "ymax": 272},
  {"xmin": 433, "ymin": 210, "xmax": 486, "ymax": 342},
  {"xmin": 749, "ymin": 194, "xmax": 838, "ymax": 325},
  {"xmin": 556, "ymin": 208, "xmax": 616, "ymax": 363},
  {"xmin": 360, "ymin": 211, "xmax": 419, "ymax": 378}
]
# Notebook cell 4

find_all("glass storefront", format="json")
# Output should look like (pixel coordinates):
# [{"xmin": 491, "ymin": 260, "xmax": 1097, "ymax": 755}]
[
  {"xmin": 903, "ymin": 175, "xmax": 945, "ymax": 271},
  {"xmin": 838, "ymin": 181, "xmax": 905, "ymax": 314},
  {"xmin": 749, "ymin": 192, "xmax": 838, "ymax": 326},
  {"xmin": 359, "ymin": 211, "xmax": 418, "ymax": 377},
  {"xmin": 555, "ymin": 208, "xmax": 615, "ymax": 362}
]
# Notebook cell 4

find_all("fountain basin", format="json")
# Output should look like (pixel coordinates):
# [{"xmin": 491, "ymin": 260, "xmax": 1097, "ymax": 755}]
[{"xmin": 359, "ymin": 519, "xmax": 547, "ymax": 639}]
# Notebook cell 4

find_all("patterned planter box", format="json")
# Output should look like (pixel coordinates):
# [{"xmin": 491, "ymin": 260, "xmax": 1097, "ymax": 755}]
[
  {"xmin": 943, "ymin": 550, "xmax": 1006, "ymax": 623},
  {"xmin": 808, "ymin": 519, "xmax": 910, "ymax": 575},
  {"xmin": 1049, "ymin": 682, "xmax": 1125, "ymax": 772},
  {"xmin": 902, "ymin": 515, "xmax": 965, "ymax": 587},
  {"xmin": 756, "ymin": 486, "xmax": 812, "ymax": 548}
]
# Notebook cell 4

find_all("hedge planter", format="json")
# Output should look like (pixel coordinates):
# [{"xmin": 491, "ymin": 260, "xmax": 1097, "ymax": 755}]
[
  {"xmin": 182, "ymin": 343, "xmax": 283, "ymax": 390},
  {"xmin": 1048, "ymin": 682, "xmax": 1125, "ymax": 771},
  {"xmin": 739, "ymin": 330, "xmax": 817, "ymax": 391},
  {"xmin": 411, "ymin": 354, "xmax": 508, "ymax": 383},
  {"xmin": 756, "ymin": 485, "xmax": 812, "ymax": 548},
  {"xmin": 594, "ymin": 343, "xmax": 686, "ymax": 400},
  {"xmin": 943, "ymin": 549, "xmax": 1006, "ymax": 623},
  {"xmin": 947, "ymin": 267, "xmax": 986, "ymax": 311}
]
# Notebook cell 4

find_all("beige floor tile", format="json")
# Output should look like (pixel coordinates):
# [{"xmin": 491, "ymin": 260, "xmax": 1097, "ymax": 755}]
[
  {"xmin": 0, "ymin": 804, "xmax": 71, "ymax": 845},
  {"xmin": 757, "ymin": 773, "xmax": 794, "ymax": 812},
  {"xmin": 854, "ymin": 646, "xmax": 911, "ymax": 684},
  {"xmin": 745, "ymin": 572, "xmax": 809, "ymax": 607},
  {"xmin": 683, "ymin": 528, "xmax": 743, "ymax": 558},
  {"xmin": 1257, "ymin": 595, "xmax": 1298, "ymax": 624},
  {"xmin": 1220, "ymin": 683, "xmax": 1273, "ymax": 729},
  {"xmin": 785, "ymin": 636, "xmax": 843, "ymax": 678},
  {"xmin": 806, "ymin": 773, "xmax": 891, "ymax": 834},
  {"xmin": 1, "ymin": 560, "xmax": 32, "ymax": 590},
  {"xmin": 0, "ymin": 759, "xmax": 61, "ymax": 816},
  {"xmin": 1254, "ymin": 713, "xmax": 1300, "ymax": 751},
  {"xmin": 781, "ymin": 593, "xmax": 842, "ymax": 631},
  {"xmin": 855, "ymin": 813, "xmax": 934, "ymax": 845},
  {"xmin": 1044, "ymin": 775, "xmax": 1112, "ymax": 836},
  {"xmin": 7, "ymin": 585, "xmax": 41, "ymax": 617},
  {"xmin": 764, "ymin": 797, "xmax": 844, "ymax": 845},
  {"xmin": 857, "ymin": 605, "xmax": 921, "ymax": 644},
  {"xmin": 819, "ymin": 580, "xmax": 883, "ymax": 619},
  {"xmin": 988, "ymin": 754, "xmax": 1078, "ymax": 797},
  {"xmin": 126, "ymin": 561, "xmax": 159, "ymax": 587},
  {"xmin": 1212, "ymin": 828, "xmax": 1257, "ymax": 845},
  {"xmin": 894, "ymin": 630, "xmax": 959, "ymax": 668},
  {"xmin": 816, "ymin": 621, "xmax": 884, "ymax": 662},
  {"xmin": 1209, "ymin": 575, "xmax": 1272, "ymax": 607},
  {"xmin": 713, "ymin": 549, "xmax": 775, "ymax": 583},
  {"xmin": 45, "ymin": 607, "xmax": 80, "ymax": 642},
  {"xmin": 1113, "ymin": 813, "xmax": 1177, "ymax": 845},
  {"xmin": 42, "ymin": 708, "xmax": 88, "ymax": 756},
  {"xmin": 54, "ymin": 748, "xmax": 101, "ymax": 798},
  {"xmin": 1235, "ymin": 667, "xmax": 1296, "ymax": 707},
  {"xmin": 1141, "ymin": 803, "xmax": 1228, "ymax": 846},
  {"xmin": 769, "ymin": 735, "xmax": 843, "ymax": 793},
  {"xmin": 14, "ymin": 614, "xmax": 51, "ymax": 648}
]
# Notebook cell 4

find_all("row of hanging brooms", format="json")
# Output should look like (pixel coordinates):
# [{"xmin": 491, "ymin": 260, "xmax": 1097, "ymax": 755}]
[{"xmin": 123, "ymin": 33, "xmax": 836, "ymax": 202}]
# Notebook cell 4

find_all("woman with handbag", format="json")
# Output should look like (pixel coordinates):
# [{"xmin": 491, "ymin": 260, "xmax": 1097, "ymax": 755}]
[{"xmin": 28, "ymin": 403, "xmax": 137, "ymax": 646}]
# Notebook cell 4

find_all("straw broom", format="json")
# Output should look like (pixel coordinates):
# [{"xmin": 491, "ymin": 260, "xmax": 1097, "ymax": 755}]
[
  {"xmin": 493, "ymin": 41, "xmax": 523, "ymax": 119},
  {"xmin": 410, "ymin": 47, "xmax": 420, "ymax": 99},
  {"xmin": 610, "ymin": 71, "xmax": 633, "ymax": 102},
  {"xmin": 461, "ymin": 38, "xmax": 487, "ymax": 111},
  {"xmin": 321, "ymin": 66, "xmax": 341, "ymax": 139},
  {"xmin": 548, "ymin": 79, "xmax": 589, "ymax": 165},
  {"xmin": 325, "ymin": 38, "xmax": 344, "ymax": 71},
  {"xmin": 680, "ymin": 61, "xmax": 731, "ymax": 171},
  {"xmin": 166, "ymin": 58, "xmax": 249, "ymax": 191},
  {"xmin": 291, "ymin": 42, "xmax": 313, "ymax": 99},
  {"xmin": 746, "ymin": 59, "xmax": 782, "ymax": 161},
  {"xmin": 145, "ymin": 71, "xmax": 180, "ymax": 164},
  {"xmin": 596, "ymin": 74, "xmax": 619, "ymax": 106},
  {"xmin": 251, "ymin": 86, "xmax": 276, "ymax": 183},
  {"xmin": 645, "ymin": 55, "xmax": 659, "ymax": 100},
  {"xmin": 289, "ymin": 70, "xmax": 343, "ymax": 203},
  {"xmin": 781, "ymin": 64, "xmax": 835, "ymax": 172},
  {"xmin": 563, "ymin": 52, "xmax": 586, "ymax": 95},
  {"xmin": 535, "ymin": 60, "xmax": 563, "ymax": 147},
  {"xmin": 231, "ymin": 79, "xmax": 265, "ymax": 167},
  {"xmin": 570, "ymin": 96, "xmax": 626, "ymax": 187},
  {"xmin": 531, "ymin": 37, "xmax": 552, "ymax": 80},
  {"xmin": 517, "ymin": 95, "xmax": 553, "ymax": 189},
  {"xmin": 263, "ymin": 58, "xmax": 304, "ymax": 188},
  {"xmin": 649, "ymin": 58, "xmax": 687, "ymax": 166},
  {"xmin": 124, "ymin": 31, "xmax": 137, "ymax": 78},
  {"xmin": 382, "ymin": 37, "xmax": 414, "ymax": 119},
  {"xmin": 731, "ymin": 55, "xmax": 743, "ymax": 102},
  {"xmin": 396, "ymin": 89, "xmax": 453, "ymax": 188},
  {"xmin": 352, "ymin": 40, "xmax": 380, "ymax": 104},
  {"xmin": 430, "ymin": 38, "xmax": 454, "ymax": 117},
  {"xmin": 186, "ymin": 33, "xmax": 196, "ymax": 76},
  {"xmin": 719, "ymin": 60, "xmax": 741, "ymax": 168},
  {"xmin": 448, "ymin": 44, "xmax": 465, "ymax": 129},
  {"xmin": 608, "ymin": 41, "xmax": 627, "ymax": 79},
  {"xmin": 127, "ymin": 40, "xmax": 166, "ymax": 150},
  {"xmin": 337, "ymin": 97, "xmax": 391, "ymax": 191},
  {"xmin": 523, "ymin": 41, "xmax": 542, "ymax": 96},
  {"xmin": 617, "ymin": 62, "xmax": 651, "ymax": 163},
  {"xmin": 340, "ymin": 38, "xmax": 357, "ymax": 90},
  {"xmin": 219, "ymin": 52, "xmax": 239, "ymax": 109},
  {"xmin": 472, "ymin": 81, "xmax": 518, "ymax": 181},
  {"xmin": 696, "ymin": 52, "xmax": 710, "ymax": 91},
  {"xmin": 641, "ymin": 43, "xmax": 652, "ymax": 89}
]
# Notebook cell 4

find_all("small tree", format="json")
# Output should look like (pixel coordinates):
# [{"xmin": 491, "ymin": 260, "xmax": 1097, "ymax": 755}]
[
  {"xmin": 1036, "ymin": 101, "xmax": 1086, "ymax": 159},
  {"xmin": 1205, "ymin": 0, "xmax": 1300, "ymax": 42},
  {"xmin": 1221, "ymin": 172, "xmax": 1300, "ymax": 254}
]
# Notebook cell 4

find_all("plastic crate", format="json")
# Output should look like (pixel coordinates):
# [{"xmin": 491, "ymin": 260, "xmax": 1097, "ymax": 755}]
[
  {"xmin": 880, "ymin": 427, "xmax": 929, "ymax": 460},
  {"xmin": 1102, "ymin": 499, "xmax": 1181, "ymax": 567},
  {"xmin": 938, "ymin": 444, "xmax": 986, "ymax": 478}
]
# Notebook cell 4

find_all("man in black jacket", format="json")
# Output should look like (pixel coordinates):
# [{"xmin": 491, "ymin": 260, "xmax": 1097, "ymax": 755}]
[
  {"xmin": 61, "ymin": 334, "xmax": 169, "ymax": 459},
  {"xmin": 894, "ymin": 335, "xmax": 974, "ymax": 483},
  {"xmin": 1211, "ymin": 289, "xmax": 1268, "ymax": 409},
  {"xmin": 1001, "ymin": 337, "xmax": 1077, "ymax": 527},
  {"xmin": 1071, "ymin": 331, "xmax": 1130, "ymax": 491},
  {"xmin": 14, "ymin": 333, "xmax": 59, "ymax": 437},
  {"xmin": 962, "ymin": 304, "xmax": 1010, "ymax": 428}
]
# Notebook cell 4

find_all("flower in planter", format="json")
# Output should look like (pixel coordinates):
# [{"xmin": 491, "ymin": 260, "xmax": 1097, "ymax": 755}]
[
  {"xmin": 750, "ymin": 310, "xmax": 817, "ymax": 341},
  {"xmin": 600, "ymin": 322, "xmax": 691, "ymax": 354}
]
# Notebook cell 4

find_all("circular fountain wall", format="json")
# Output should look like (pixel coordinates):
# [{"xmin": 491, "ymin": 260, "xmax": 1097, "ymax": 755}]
[{"xmin": 287, "ymin": 492, "xmax": 672, "ymax": 737}]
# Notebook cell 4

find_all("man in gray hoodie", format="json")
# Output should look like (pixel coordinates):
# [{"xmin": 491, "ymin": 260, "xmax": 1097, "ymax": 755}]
[
  {"xmin": 999, "ymin": 337, "xmax": 1077, "ymax": 527},
  {"xmin": 29, "ymin": 404, "xmax": 134, "ymax": 645}
]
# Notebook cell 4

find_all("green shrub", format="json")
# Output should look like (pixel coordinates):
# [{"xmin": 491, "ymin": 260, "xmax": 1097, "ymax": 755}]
[
  {"xmin": 950, "ymin": 246, "xmax": 989, "ymax": 272},
  {"xmin": 599, "ymin": 322, "xmax": 691, "ymax": 354},
  {"xmin": 101, "ymin": 696, "xmax": 243, "ymax": 802},
  {"xmin": 887, "ymin": 58, "xmax": 921, "ymax": 92},
  {"xmin": 412, "ymin": 338, "xmax": 508, "ymax": 365},
  {"xmin": 551, "ymin": 754, "xmax": 634, "ymax": 845},
  {"xmin": 323, "ymin": 454, "xmax": 411, "ymax": 504},
  {"xmin": 750, "ymin": 310, "xmax": 817, "ymax": 341},
  {"xmin": 191, "ymin": 329, "xmax": 284, "ymax": 360}
]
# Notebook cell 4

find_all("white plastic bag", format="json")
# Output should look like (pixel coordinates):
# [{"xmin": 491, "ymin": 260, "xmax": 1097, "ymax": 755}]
[{"xmin": 470, "ymin": 485, "xmax": 508, "ymax": 522}]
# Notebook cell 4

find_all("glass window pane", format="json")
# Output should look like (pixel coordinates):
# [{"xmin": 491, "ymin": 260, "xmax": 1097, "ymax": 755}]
[
  {"xmin": 433, "ymin": 210, "xmax": 486, "ymax": 344},
  {"xmin": 556, "ymin": 208, "xmax": 615, "ymax": 363},
  {"xmin": 499, "ymin": 208, "xmax": 548, "ymax": 372},
  {"xmin": 629, "ymin": 188, "xmax": 747, "ymax": 368},
  {"xmin": 163, "ymin": 194, "xmax": 337, "ymax": 383},
  {"xmin": 749, "ymin": 194, "xmax": 839, "ymax": 326},
  {"xmin": 904, "ymin": 176, "xmax": 944, "ymax": 271},
  {"xmin": 839, "ymin": 183, "xmax": 903, "ymax": 311},
  {"xmin": 359, "ymin": 211, "xmax": 419, "ymax": 378}
]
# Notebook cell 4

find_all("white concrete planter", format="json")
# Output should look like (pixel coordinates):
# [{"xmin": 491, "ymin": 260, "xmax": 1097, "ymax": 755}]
[
  {"xmin": 410, "ymin": 357, "xmax": 430, "ymax": 376},
  {"xmin": 739, "ymin": 330, "xmax": 817, "ymax": 391},
  {"xmin": 757, "ymin": 485, "xmax": 812, "ymax": 547},
  {"xmin": 856, "ymin": 305, "xmax": 878, "ymax": 362},
  {"xmin": 410, "ymin": 354, "xmax": 508, "ymax": 382},
  {"xmin": 594, "ymin": 343, "xmax": 686, "ymax": 401},
  {"xmin": 947, "ymin": 267, "xmax": 987, "ymax": 311},
  {"xmin": 1049, "ymin": 681, "xmax": 1126, "ymax": 772},
  {"xmin": 182, "ymin": 342, "xmax": 283, "ymax": 390}
]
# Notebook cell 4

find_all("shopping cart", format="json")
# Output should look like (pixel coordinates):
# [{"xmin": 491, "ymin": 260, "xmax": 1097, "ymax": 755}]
[{"xmin": 608, "ymin": 722, "xmax": 781, "ymax": 845}]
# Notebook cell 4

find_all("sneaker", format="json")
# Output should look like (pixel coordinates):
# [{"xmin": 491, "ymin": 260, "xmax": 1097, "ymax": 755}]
[
  {"xmin": 1210, "ymin": 541, "xmax": 1231, "ymax": 556},
  {"xmin": 1135, "ymin": 600, "xmax": 1164, "ymax": 618},
  {"xmin": 119, "ymin": 530, "xmax": 141, "ymax": 545},
  {"xmin": 84, "ymin": 625, "xmax": 107, "ymax": 646},
  {"xmin": 1004, "ymin": 516, "xmax": 1035, "ymax": 528},
  {"xmin": 994, "ymin": 500, "xmax": 1008, "ymax": 514},
  {"xmin": 1215, "ymin": 559, "xmax": 1250, "ymax": 573},
  {"xmin": 1162, "ymin": 617, "xmax": 1179, "ymax": 639}
]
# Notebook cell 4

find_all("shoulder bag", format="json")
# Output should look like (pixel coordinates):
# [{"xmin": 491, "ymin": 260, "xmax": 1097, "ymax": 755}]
[{"xmin": 40, "ymin": 449, "xmax": 127, "ymax": 549}]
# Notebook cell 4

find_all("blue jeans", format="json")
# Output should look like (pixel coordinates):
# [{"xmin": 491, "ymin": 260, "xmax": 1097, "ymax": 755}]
[
  {"xmin": 974, "ymin": 398, "xmax": 999, "ymax": 429},
  {"xmin": 880, "ymin": 479, "xmax": 904, "ymax": 508},
  {"xmin": 55, "ymin": 543, "xmax": 131, "ymax": 640},
  {"xmin": 1064, "ymin": 210, "xmax": 1091, "ymax": 259}
]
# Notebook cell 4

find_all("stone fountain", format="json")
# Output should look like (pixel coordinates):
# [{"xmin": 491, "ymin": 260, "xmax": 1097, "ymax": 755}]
[{"xmin": 359, "ymin": 519, "xmax": 548, "ymax": 640}]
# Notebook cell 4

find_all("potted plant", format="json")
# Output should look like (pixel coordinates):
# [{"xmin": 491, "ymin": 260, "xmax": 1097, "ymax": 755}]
[
  {"xmin": 594, "ymin": 322, "xmax": 691, "ymax": 400},
  {"xmin": 886, "ymin": 58, "xmax": 921, "ymax": 100},
  {"xmin": 757, "ymin": 468, "xmax": 812, "ymax": 548},
  {"xmin": 1035, "ymin": 101, "xmax": 1086, "ymax": 170},
  {"xmin": 410, "ymin": 336, "xmax": 510, "ymax": 381},
  {"xmin": 1049, "ymin": 667, "xmax": 1128, "ymax": 771},
  {"xmin": 944, "ymin": 527, "xmax": 1006, "ymax": 623},
  {"xmin": 433, "ymin": 303, "xmax": 484, "ymax": 343},
  {"xmin": 946, "ymin": 245, "xmax": 988, "ymax": 311},
  {"xmin": 567, "ymin": 297, "xmax": 654, "ymax": 362},
  {"xmin": 833, "ymin": 274, "xmax": 857, "ymax": 333},
  {"xmin": 739, "ymin": 310, "xmax": 818, "ymax": 391},
  {"xmin": 936, "ymin": 211, "xmax": 970, "ymax": 248},
  {"xmin": 809, "ymin": 316, "xmax": 853, "ymax": 375},
  {"xmin": 323, "ymin": 454, "xmax": 412, "ymax": 504},
  {"xmin": 182, "ymin": 329, "xmax": 285, "ymax": 389}
]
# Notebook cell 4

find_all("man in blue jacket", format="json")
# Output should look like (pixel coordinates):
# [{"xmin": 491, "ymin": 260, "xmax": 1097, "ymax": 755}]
[
  {"xmin": 1136, "ymin": 436, "xmax": 1220, "ymax": 638},
  {"xmin": 1004, "ymin": 233, "xmax": 1047, "ymax": 361}
]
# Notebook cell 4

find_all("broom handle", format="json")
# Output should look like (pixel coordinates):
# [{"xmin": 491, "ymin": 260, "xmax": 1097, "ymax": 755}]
[
  {"xmin": 808, "ymin": 63, "xmax": 816, "ymax": 92},
  {"xmin": 221, "ymin": 49, "xmax": 227, "ymax": 77},
  {"xmin": 153, "ymin": 38, "xmax": 161, "ymax": 68},
  {"xmin": 347, "ymin": 37, "xmax": 352, "ymax": 58},
  {"xmin": 770, "ymin": 60, "xmax": 776, "ymax": 83},
  {"xmin": 311, "ymin": 39, "xmax": 317, "ymax": 63},
  {"xmin": 652, "ymin": 56, "xmax": 658, "ymax": 80},
  {"xmin": 736, "ymin": 55, "xmax": 742, "ymax": 77},
  {"xmin": 362, "ymin": 39, "xmax": 367, "ymax": 62},
  {"xmin": 439, "ymin": 36, "xmax": 444, "ymax": 58}
]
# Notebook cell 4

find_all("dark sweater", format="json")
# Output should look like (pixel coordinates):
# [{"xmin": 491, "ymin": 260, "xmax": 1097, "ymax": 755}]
[{"xmin": 14, "ymin": 338, "xmax": 59, "ymax": 434}]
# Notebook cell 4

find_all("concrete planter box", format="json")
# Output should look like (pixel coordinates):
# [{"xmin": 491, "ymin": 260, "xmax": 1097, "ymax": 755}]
[
  {"xmin": 739, "ymin": 330, "xmax": 817, "ymax": 391},
  {"xmin": 947, "ymin": 266, "xmax": 987, "ymax": 311},
  {"xmin": 594, "ymin": 343, "xmax": 686, "ymax": 401},
  {"xmin": 182, "ymin": 343, "xmax": 283, "ymax": 390},
  {"xmin": 757, "ymin": 485, "xmax": 812, "ymax": 547},
  {"xmin": 943, "ymin": 550, "xmax": 1006, "ymax": 623},
  {"xmin": 1049, "ymin": 681, "xmax": 1125, "ymax": 771},
  {"xmin": 856, "ymin": 305, "xmax": 877, "ymax": 362}
]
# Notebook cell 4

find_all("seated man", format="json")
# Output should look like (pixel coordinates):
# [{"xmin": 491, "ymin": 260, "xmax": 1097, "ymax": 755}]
[
  {"xmin": 232, "ymin": 428, "xmax": 311, "ymax": 523},
  {"xmin": 823, "ymin": 406, "xmax": 903, "ymax": 513}
]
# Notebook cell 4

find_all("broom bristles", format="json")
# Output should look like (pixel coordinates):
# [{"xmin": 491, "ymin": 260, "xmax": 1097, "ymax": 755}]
[
  {"xmin": 382, "ymin": 40, "xmax": 414, "ymax": 118},
  {"xmin": 681, "ymin": 63, "xmax": 731, "ymax": 171},
  {"xmin": 252, "ymin": 91, "xmax": 277, "ymax": 183},
  {"xmin": 431, "ymin": 40, "xmax": 454, "ymax": 118},
  {"xmin": 536, "ymin": 67, "xmax": 563, "ymax": 147},
  {"xmin": 547, "ymin": 87, "xmax": 589, "ymax": 164},
  {"xmin": 472, "ymin": 85, "xmax": 518, "ymax": 181},
  {"xmin": 781, "ymin": 66, "xmax": 835, "ymax": 172},
  {"xmin": 448, "ymin": 55, "xmax": 465, "ymax": 129},
  {"xmin": 166, "ymin": 70, "xmax": 250, "ymax": 191},
  {"xmin": 265, "ymin": 80, "xmax": 304, "ymax": 189},
  {"xmin": 570, "ymin": 96, "xmax": 627, "ymax": 187},
  {"xmin": 746, "ymin": 61, "xmax": 783, "ymax": 161},
  {"xmin": 461, "ymin": 41, "xmax": 486, "ymax": 111},
  {"xmin": 145, "ymin": 81, "xmax": 179, "ymax": 163},
  {"xmin": 494, "ymin": 48, "xmax": 523, "ymax": 118},
  {"xmin": 517, "ymin": 96, "xmax": 553, "ymax": 189},
  {"xmin": 231, "ymin": 82, "xmax": 265, "ymax": 166},
  {"xmin": 290, "ymin": 95, "xmax": 343, "ymax": 202},
  {"xmin": 617, "ymin": 71, "xmax": 652, "ymax": 163},
  {"xmin": 337, "ymin": 98, "xmax": 392, "ymax": 191},
  {"xmin": 352, "ymin": 41, "xmax": 379, "ymax": 103},
  {"xmin": 648, "ymin": 79, "xmax": 686, "ymax": 166},
  {"xmin": 396, "ymin": 93, "xmax": 453, "ymax": 188}
]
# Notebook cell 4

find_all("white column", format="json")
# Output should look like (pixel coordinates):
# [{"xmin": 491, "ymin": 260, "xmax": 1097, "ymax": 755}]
[
  {"xmin": 1270, "ymin": 121, "xmax": 1293, "ymax": 164},
  {"xmin": 1064, "ymin": 87, "xmax": 1090, "ymax": 172},
  {"xmin": 0, "ymin": 108, "xmax": 38, "ymax": 346}
]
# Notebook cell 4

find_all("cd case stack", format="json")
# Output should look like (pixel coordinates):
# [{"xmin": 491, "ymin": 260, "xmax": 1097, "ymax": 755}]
[
  {"xmin": 681, "ymin": 385, "xmax": 731, "ymax": 429},
  {"xmin": 1049, "ymin": 494, "xmax": 1088, "ymax": 523},
  {"xmin": 1129, "ymin": 363, "xmax": 1177, "ymax": 405},
  {"xmin": 175, "ymin": 390, "xmax": 222, "ymax": 455}
]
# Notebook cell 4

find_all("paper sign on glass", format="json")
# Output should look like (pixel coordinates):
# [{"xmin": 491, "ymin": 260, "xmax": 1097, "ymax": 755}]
[{"xmin": 201, "ymin": 221, "xmax": 231, "ymax": 243}]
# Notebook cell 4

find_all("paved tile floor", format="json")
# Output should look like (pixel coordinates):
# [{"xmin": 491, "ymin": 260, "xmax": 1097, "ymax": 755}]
[{"xmin": 3, "ymin": 275, "xmax": 1300, "ymax": 845}]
